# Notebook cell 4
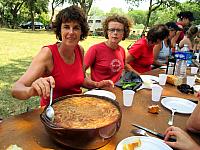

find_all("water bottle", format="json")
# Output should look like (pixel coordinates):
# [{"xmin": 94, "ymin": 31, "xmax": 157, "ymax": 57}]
[
  {"xmin": 181, "ymin": 44, "xmax": 189, "ymax": 52},
  {"xmin": 175, "ymin": 44, "xmax": 188, "ymax": 77},
  {"xmin": 175, "ymin": 44, "xmax": 180, "ymax": 51}
]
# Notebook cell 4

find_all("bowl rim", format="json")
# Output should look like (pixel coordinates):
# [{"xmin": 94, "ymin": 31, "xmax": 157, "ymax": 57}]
[{"xmin": 40, "ymin": 94, "xmax": 122, "ymax": 130}]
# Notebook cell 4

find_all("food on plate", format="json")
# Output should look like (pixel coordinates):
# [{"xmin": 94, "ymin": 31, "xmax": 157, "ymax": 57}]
[
  {"xmin": 148, "ymin": 105, "xmax": 160, "ymax": 114},
  {"xmin": 123, "ymin": 138, "xmax": 141, "ymax": 150},
  {"xmin": 166, "ymin": 75, "xmax": 182, "ymax": 86},
  {"xmin": 196, "ymin": 76, "xmax": 200, "ymax": 83},
  {"xmin": 52, "ymin": 96, "xmax": 120, "ymax": 129},
  {"xmin": 6, "ymin": 145, "xmax": 23, "ymax": 150}
]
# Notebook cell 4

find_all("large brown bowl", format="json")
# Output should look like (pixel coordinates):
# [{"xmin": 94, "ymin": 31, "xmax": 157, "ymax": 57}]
[{"xmin": 40, "ymin": 94, "xmax": 122, "ymax": 149}]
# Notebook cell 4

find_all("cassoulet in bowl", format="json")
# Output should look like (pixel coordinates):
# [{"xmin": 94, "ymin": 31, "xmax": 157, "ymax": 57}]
[{"xmin": 40, "ymin": 94, "xmax": 122, "ymax": 149}]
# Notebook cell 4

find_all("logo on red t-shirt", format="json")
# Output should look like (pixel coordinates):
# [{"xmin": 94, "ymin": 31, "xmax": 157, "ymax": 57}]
[{"xmin": 110, "ymin": 59, "xmax": 121, "ymax": 72}]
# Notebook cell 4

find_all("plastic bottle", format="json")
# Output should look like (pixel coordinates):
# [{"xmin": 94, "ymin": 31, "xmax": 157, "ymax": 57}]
[
  {"xmin": 181, "ymin": 44, "xmax": 189, "ymax": 52},
  {"xmin": 175, "ymin": 43, "xmax": 180, "ymax": 51},
  {"xmin": 175, "ymin": 44, "xmax": 188, "ymax": 77}
]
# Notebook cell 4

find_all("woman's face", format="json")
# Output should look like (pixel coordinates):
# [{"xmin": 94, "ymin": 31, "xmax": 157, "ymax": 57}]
[
  {"xmin": 169, "ymin": 29, "xmax": 176, "ymax": 39},
  {"xmin": 61, "ymin": 21, "xmax": 82, "ymax": 46},
  {"xmin": 107, "ymin": 21, "xmax": 124, "ymax": 45},
  {"xmin": 182, "ymin": 18, "xmax": 190, "ymax": 26}
]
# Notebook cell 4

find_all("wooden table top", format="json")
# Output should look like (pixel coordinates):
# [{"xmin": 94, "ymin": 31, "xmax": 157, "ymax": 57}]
[{"xmin": 0, "ymin": 69, "xmax": 199, "ymax": 150}]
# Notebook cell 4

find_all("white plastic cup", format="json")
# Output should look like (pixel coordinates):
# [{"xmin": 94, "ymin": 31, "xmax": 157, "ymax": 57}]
[
  {"xmin": 191, "ymin": 67, "xmax": 198, "ymax": 75},
  {"xmin": 168, "ymin": 67, "xmax": 174, "ymax": 75},
  {"xmin": 152, "ymin": 84, "xmax": 163, "ymax": 102},
  {"xmin": 159, "ymin": 74, "xmax": 167, "ymax": 85},
  {"xmin": 187, "ymin": 76, "xmax": 196, "ymax": 87},
  {"xmin": 123, "ymin": 90, "xmax": 135, "ymax": 107}
]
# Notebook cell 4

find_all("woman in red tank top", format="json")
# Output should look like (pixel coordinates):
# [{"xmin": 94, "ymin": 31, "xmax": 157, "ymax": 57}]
[{"xmin": 11, "ymin": 6, "xmax": 114, "ymax": 106}]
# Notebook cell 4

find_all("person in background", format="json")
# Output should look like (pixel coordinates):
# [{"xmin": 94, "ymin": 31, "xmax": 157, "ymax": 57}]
[
  {"xmin": 164, "ymin": 92, "xmax": 200, "ymax": 150},
  {"xmin": 171, "ymin": 11, "xmax": 195, "ymax": 47},
  {"xmin": 141, "ymin": 33, "xmax": 146, "ymax": 39},
  {"xmin": 179, "ymin": 26, "xmax": 199, "ymax": 52},
  {"xmin": 84, "ymin": 14, "xmax": 131, "ymax": 83},
  {"xmin": 125, "ymin": 24, "xmax": 169, "ymax": 74},
  {"xmin": 11, "ymin": 6, "xmax": 113, "ymax": 106},
  {"xmin": 153, "ymin": 22, "xmax": 179, "ymax": 67}
]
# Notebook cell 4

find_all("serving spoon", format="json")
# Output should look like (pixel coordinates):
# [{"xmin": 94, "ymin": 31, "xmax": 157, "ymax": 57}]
[{"xmin": 46, "ymin": 86, "xmax": 54, "ymax": 121}]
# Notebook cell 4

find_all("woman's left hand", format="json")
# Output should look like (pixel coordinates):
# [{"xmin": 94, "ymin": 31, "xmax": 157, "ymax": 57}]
[{"xmin": 95, "ymin": 80, "xmax": 114, "ymax": 89}]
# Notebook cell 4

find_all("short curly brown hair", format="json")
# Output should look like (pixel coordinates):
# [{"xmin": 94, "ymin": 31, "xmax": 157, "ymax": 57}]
[
  {"xmin": 102, "ymin": 14, "xmax": 131, "ymax": 40},
  {"xmin": 52, "ymin": 5, "xmax": 89, "ymax": 41}
]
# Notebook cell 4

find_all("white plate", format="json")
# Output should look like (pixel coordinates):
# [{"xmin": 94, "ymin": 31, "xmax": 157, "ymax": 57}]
[
  {"xmin": 84, "ymin": 90, "xmax": 116, "ymax": 100},
  {"xmin": 160, "ymin": 66, "xmax": 167, "ymax": 69},
  {"xmin": 161, "ymin": 97, "xmax": 197, "ymax": 114},
  {"xmin": 194, "ymin": 85, "xmax": 200, "ymax": 92},
  {"xmin": 138, "ymin": 75, "xmax": 159, "ymax": 90},
  {"xmin": 116, "ymin": 136, "xmax": 172, "ymax": 150},
  {"xmin": 140, "ymin": 75, "xmax": 159, "ymax": 83}
]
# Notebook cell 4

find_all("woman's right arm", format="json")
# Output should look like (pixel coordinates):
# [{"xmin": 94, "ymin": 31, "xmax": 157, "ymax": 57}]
[
  {"xmin": 186, "ymin": 96, "xmax": 200, "ymax": 132},
  {"xmin": 171, "ymin": 31, "xmax": 181, "ymax": 48},
  {"xmin": 153, "ymin": 43, "xmax": 163, "ymax": 66},
  {"xmin": 11, "ymin": 47, "xmax": 55, "ymax": 100},
  {"xmin": 125, "ymin": 53, "xmax": 140, "ymax": 75}
]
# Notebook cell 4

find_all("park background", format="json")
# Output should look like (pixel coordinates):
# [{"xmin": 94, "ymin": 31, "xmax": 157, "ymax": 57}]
[{"xmin": 0, "ymin": 0, "xmax": 199, "ymax": 118}]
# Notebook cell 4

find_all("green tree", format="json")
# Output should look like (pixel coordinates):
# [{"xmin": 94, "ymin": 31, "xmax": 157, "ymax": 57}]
[
  {"xmin": 127, "ymin": 10, "xmax": 147, "ymax": 25},
  {"xmin": 66, "ymin": 0, "xmax": 94, "ymax": 15},
  {"xmin": 126, "ymin": 0, "xmax": 180, "ymax": 32},
  {"xmin": 25, "ymin": 0, "xmax": 48, "ymax": 30},
  {"xmin": 148, "ymin": 1, "xmax": 200, "ymax": 26},
  {"xmin": 49, "ymin": 0, "xmax": 66, "ymax": 25},
  {"xmin": 0, "ymin": 0, "xmax": 26, "ymax": 28},
  {"xmin": 106, "ymin": 7, "xmax": 126, "ymax": 16},
  {"xmin": 88, "ymin": 6, "xmax": 104, "ymax": 16},
  {"xmin": 0, "ymin": 0, "xmax": 7, "ymax": 27},
  {"xmin": 6, "ymin": 0, "xmax": 25, "ymax": 28}
]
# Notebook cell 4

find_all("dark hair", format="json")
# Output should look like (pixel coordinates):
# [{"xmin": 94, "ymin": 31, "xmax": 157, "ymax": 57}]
[
  {"xmin": 52, "ymin": 5, "xmax": 89, "ymax": 41},
  {"xmin": 177, "ymin": 11, "xmax": 194, "ymax": 21},
  {"xmin": 165, "ymin": 22, "xmax": 180, "ymax": 31},
  {"xmin": 102, "ymin": 14, "xmax": 131, "ymax": 40},
  {"xmin": 187, "ymin": 26, "xmax": 198, "ymax": 38},
  {"xmin": 147, "ymin": 24, "xmax": 169, "ymax": 43}
]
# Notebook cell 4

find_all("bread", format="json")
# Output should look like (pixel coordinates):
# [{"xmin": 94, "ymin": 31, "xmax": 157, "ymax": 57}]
[
  {"xmin": 148, "ymin": 105, "xmax": 160, "ymax": 114},
  {"xmin": 123, "ymin": 139, "xmax": 141, "ymax": 150},
  {"xmin": 166, "ymin": 75, "xmax": 182, "ymax": 86},
  {"xmin": 196, "ymin": 76, "xmax": 200, "ymax": 83}
]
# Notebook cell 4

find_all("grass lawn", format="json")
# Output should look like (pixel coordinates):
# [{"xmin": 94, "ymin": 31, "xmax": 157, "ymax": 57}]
[{"xmin": 0, "ymin": 28, "xmax": 133, "ymax": 118}]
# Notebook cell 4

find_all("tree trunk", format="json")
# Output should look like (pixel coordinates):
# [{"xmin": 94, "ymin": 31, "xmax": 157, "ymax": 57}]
[
  {"xmin": 143, "ymin": 0, "xmax": 153, "ymax": 34},
  {"xmin": 31, "ymin": 11, "xmax": 35, "ymax": 31},
  {"xmin": 50, "ymin": 0, "xmax": 55, "ymax": 25}
]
